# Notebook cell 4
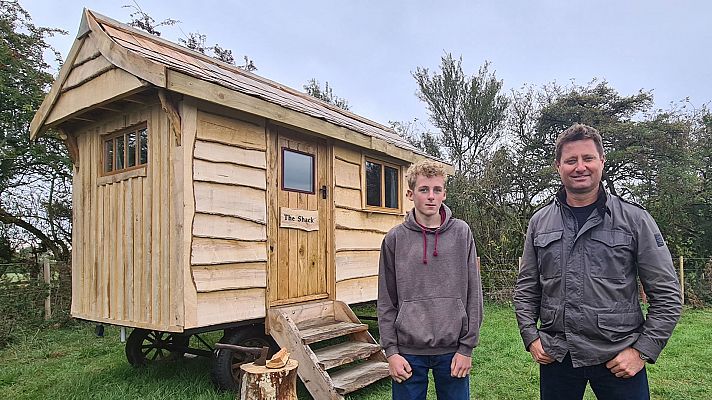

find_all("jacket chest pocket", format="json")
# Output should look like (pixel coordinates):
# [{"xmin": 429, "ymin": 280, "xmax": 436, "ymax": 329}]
[
  {"xmin": 588, "ymin": 230, "xmax": 634, "ymax": 278},
  {"xmin": 534, "ymin": 231, "xmax": 563, "ymax": 278}
]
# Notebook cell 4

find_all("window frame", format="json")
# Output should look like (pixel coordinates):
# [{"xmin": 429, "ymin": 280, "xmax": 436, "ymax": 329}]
[
  {"xmin": 281, "ymin": 146, "xmax": 316, "ymax": 195},
  {"xmin": 101, "ymin": 122, "xmax": 148, "ymax": 177},
  {"xmin": 363, "ymin": 156, "xmax": 402, "ymax": 213}
]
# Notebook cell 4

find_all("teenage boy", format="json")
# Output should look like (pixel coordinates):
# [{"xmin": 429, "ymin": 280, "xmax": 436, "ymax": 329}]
[{"xmin": 377, "ymin": 160, "xmax": 484, "ymax": 400}]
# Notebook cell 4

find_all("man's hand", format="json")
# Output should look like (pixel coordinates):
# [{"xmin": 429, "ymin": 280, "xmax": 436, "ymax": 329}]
[
  {"xmin": 450, "ymin": 353, "xmax": 471, "ymax": 378},
  {"xmin": 529, "ymin": 338, "xmax": 554, "ymax": 364},
  {"xmin": 605, "ymin": 347, "xmax": 646, "ymax": 378},
  {"xmin": 387, "ymin": 354, "xmax": 412, "ymax": 383}
]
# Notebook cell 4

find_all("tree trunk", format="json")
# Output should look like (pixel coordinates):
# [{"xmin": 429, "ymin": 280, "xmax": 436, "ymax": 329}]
[{"xmin": 240, "ymin": 359, "xmax": 298, "ymax": 400}]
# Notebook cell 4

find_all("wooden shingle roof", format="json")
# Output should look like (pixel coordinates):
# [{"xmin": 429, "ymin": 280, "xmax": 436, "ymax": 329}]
[{"xmin": 31, "ymin": 9, "xmax": 437, "ymax": 164}]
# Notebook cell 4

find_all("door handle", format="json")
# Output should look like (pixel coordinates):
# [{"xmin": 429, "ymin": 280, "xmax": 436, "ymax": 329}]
[{"xmin": 320, "ymin": 185, "xmax": 328, "ymax": 199}]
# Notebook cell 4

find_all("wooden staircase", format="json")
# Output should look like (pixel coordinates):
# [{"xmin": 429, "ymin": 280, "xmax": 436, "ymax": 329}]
[{"xmin": 267, "ymin": 300, "xmax": 390, "ymax": 399}]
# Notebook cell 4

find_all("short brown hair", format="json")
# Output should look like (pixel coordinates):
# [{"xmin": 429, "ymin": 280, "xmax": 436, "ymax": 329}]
[
  {"xmin": 555, "ymin": 123, "xmax": 605, "ymax": 162},
  {"xmin": 406, "ymin": 160, "xmax": 447, "ymax": 190}
]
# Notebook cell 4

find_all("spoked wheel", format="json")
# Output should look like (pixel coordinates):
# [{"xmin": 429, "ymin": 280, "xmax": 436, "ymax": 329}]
[
  {"xmin": 210, "ymin": 325, "xmax": 278, "ymax": 392},
  {"xmin": 125, "ymin": 328, "xmax": 190, "ymax": 366}
]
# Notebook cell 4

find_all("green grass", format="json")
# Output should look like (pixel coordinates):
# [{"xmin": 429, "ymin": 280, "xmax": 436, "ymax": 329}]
[{"xmin": 0, "ymin": 304, "xmax": 709, "ymax": 399}]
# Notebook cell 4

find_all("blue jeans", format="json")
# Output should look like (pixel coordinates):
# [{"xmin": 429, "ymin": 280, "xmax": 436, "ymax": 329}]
[
  {"xmin": 540, "ymin": 353, "xmax": 650, "ymax": 400},
  {"xmin": 392, "ymin": 353, "xmax": 470, "ymax": 400}
]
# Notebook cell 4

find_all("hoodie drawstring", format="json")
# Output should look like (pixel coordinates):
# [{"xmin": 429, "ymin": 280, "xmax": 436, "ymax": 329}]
[{"xmin": 420, "ymin": 227, "xmax": 440, "ymax": 264}]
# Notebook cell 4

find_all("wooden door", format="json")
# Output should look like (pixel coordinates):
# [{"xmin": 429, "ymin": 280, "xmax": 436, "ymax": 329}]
[{"xmin": 268, "ymin": 126, "xmax": 329, "ymax": 305}]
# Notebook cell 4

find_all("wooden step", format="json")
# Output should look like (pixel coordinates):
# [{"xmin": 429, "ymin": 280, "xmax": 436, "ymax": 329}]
[
  {"xmin": 313, "ymin": 341, "xmax": 382, "ymax": 370},
  {"xmin": 300, "ymin": 321, "xmax": 368, "ymax": 345},
  {"xmin": 330, "ymin": 360, "xmax": 390, "ymax": 395}
]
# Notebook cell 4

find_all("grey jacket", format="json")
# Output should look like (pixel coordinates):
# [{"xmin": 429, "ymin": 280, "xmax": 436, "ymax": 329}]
[
  {"xmin": 514, "ymin": 187, "xmax": 682, "ymax": 368},
  {"xmin": 377, "ymin": 204, "xmax": 483, "ymax": 358}
]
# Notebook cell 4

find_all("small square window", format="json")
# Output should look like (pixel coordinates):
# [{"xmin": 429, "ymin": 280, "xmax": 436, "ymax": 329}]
[
  {"xmin": 282, "ymin": 148, "xmax": 314, "ymax": 193},
  {"xmin": 365, "ymin": 158, "xmax": 400, "ymax": 210},
  {"xmin": 102, "ymin": 123, "xmax": 148, "ymax": 175}
]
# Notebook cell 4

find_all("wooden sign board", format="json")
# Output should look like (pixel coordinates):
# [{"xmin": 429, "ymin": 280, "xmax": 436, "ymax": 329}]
[{"xmin": 280, "ymin": 208, "xmax": 319, "ymax": 231}]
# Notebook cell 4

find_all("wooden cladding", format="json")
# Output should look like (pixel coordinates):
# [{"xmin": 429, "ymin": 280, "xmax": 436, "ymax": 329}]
[
  {"xmin": 191, "ymin": 111, "xmax": 268, "ymax": 326},
  {"xmin": 71, "ymin": 104, "xmax": 182, "ymax": 331}
]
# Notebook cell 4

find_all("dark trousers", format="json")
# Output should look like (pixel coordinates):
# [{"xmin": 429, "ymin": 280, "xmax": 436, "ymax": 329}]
[
  {"xmin": 540, "ymin": 353, "xmax": 650, "ymax": 400},
  {"xmin": 392, "ymin": 353, "xmax": 470, "ymax": 400}
]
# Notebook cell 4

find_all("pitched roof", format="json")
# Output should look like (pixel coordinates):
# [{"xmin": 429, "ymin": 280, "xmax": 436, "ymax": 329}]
[{"xmin": 32, "ymin": 9, "xmax": 438, "ymax": 164}]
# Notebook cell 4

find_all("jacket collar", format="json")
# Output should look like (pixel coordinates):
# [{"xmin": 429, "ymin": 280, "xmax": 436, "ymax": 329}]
[{"xmin": 555, "ymin": 184, "xmax": 609, "ymax": 218}]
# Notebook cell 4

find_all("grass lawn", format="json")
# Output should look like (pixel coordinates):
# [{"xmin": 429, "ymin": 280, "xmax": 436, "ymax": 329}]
[{"xmin": 0, "ymin": 303, "xmax": 709, "ymax": 399}]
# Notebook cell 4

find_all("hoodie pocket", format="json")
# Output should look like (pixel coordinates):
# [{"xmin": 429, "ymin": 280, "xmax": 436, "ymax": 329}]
[{"xmin": 395, "ymin": 298, "xmax": 467, "ymax": 350}]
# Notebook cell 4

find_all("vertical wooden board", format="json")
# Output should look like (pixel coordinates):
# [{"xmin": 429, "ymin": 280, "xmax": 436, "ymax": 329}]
[
  {"xmin": 102, "ymin": 181, "xmax": 111, "ymax": 318},
  {"xmin": 266, "ymin": 127, "xmax": 279, "ymax": 303},
  {"xmin": 307, "ymin": 184, "xmax": 316, "ymax": 298},
  {"xmin": 142, "ymin": 171, "xmax": 153, "ymax": 323},
  {"xmin": 86, "ymin": 132, "xmax": 97, "ymax": 318},
  {"xmin": 288, "ymin": 191, "xmax": 298, "ymax": 298},
  {"xmin": 93, "ymin": 178, "xmax": 104, "ymax": 317},
  {"xmin": 124, "ymin": 179, "xmax": 134, "ymax": 322},
  {"xmin": 115, "ymin": 180, "xmax": 125, "ymax": 320},
  {"xmin": 160, "ymin": 111, "xmax": 171, "ymax": 327},
  {"xmin": 108, "ymin": 182, "xmax": 116, "ymax": 319},
  {"xmin": 71, "ymin": 136, "xmax": 84, "ymax": 315},
  {"xmin": 325, "ymin": 144, "xmax": 334, "ymax": 300},
  {"xmin": 169, "ymin": 120, "xmax": 183, "ymax": 328},
  {"xmin": 276, "ymin": 136, "xmax": 290, "ymax": 301},
  {"xmin": 181, "ymin": 101, "xmax": 198, "ymax": 328},
  {"xmin": 319, "ymin": 143, "xmax": 329, "ymax": 297},
  {"xmin": 83, "ymin": 132, "xmax": 93, "ymax": 317},
  {"xmin": 402, "ymin": 167, "xmax": 410, "ymax": 213},
  {"xmin": 132, "ymin": 178, "xmax": 143, "ymax": 322},
  {"xmin": 150, "ymin": 108, "xmax": 161, "ymax": 326}
]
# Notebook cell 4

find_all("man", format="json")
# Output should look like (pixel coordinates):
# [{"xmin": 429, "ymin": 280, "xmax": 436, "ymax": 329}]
[
  {"xmin": 378, "ymin": 160, "xmax": 483, "ymax": 400},
  {"xmin": 514, "ymin": 123, "xmax": 682, "ymax": 400}
]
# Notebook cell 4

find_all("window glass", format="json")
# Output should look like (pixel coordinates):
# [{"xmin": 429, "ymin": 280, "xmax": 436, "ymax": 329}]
[
  {"xmin": 366, "ymin": 161, "xmax": 382, "ymax": 207},
  {"xmin": 116, "ymin": 135, "xmax": 125, "ymax": 170},
  {"xmin": 283, "ymin": 149, "xmax": 314, "ymax": 193},
  {"xmin": 127, "ymin": 131, "xmax": 136, "ymax": 167},
  {"xmin": 104, "ymin": 140, "xmax": 113, "ymax": 172},
  {"xmin": 384, "ymin": 166, "xmax": 399, "ymax": 209},
  {"xmin": 139, "ymin": 128, "xmax": 148, "ymax": 165}
]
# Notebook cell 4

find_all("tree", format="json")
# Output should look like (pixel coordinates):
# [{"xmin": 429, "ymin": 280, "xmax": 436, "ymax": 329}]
[
  {"xmin": 389, "ymin": 119, "xmax": 442, "ymax": 159},
  {"xmin": 414, "ymin": 55, "xmax": 508, "ymax": 173},
  {"xmin": 303, "ymin": 79, "xmax": 350, "ymax": 110},
  {"xmin": 0, "ymin": 0, "xmax": 72, "ymax": 260},
  {"xmin": 123, "ymin": 1, "xmax": 178, "ymax": 36}
]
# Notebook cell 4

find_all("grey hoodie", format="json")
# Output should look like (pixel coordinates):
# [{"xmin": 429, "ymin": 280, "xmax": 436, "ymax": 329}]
[{"xmin": 377, "ymin": 204, "xmax": 483, "ymax": 358}]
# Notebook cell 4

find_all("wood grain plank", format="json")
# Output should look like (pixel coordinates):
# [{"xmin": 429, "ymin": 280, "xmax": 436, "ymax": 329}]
[
  {"xmin": 191, "ymin": 237, "xmax": 267, "ymax": 265},
  {"xmin": 195, "ymin": 288, "xmax": 266, "ymax": 326},
  {"xmin": 193, "ymin": 159, "xmax": 266, "ymax": 189},
  {"xmin": 192, "ymin": 262, "xmax": 267, "ymax": 292},
  {"xmin": 194, "ymin": 140, "xmax": 266, "ymax": 169},
  {"xmin": 194, "ymin": 181, "xmax": 266, "ymax": 222}
]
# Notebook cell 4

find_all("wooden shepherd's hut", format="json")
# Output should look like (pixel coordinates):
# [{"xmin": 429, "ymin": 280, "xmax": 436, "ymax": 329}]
[{"xmin": 30, "ymin": 9, "xmax": 450, "ymax": 399}]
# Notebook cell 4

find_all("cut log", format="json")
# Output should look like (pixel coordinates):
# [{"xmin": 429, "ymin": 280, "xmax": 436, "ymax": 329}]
[
  {"xmin": 266, "ymin": 347, "xmax": 291, "ymax": 369},
  {"xmin": 240, "ymin": 359, "xmax": 299, "ymax": 400}
]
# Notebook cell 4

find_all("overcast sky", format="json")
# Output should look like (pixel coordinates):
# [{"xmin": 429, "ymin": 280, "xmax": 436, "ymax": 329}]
[{"xmin": 24, "ymin": 1, "xmax": 712, "ymax": 129}]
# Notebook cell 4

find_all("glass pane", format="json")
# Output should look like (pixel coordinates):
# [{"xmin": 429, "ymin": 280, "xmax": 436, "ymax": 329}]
[
  {"xmin": 104, "ymin": 140, "xmax": 113, "ymax": 172},
  {"xmin": 116, "ymin": 135, "xmax": 125, "ymax": 170},
  {"xmin": 283, "ymin": 149, "xmax": 313, "ymax": 193},
  {"xmin": 366, "ymin": 161, "xmax": 381, "ymax": 207},
  {"xmin": 139, "ymin": 128, "xmax": 148, "ymax": 165},
  {"xmin": 384, "ymin": 166, "xmax": 399, "ymax": 209},
  {"xmin": 127, "ymin": 131, "xmax": 136, "ymax": 167}
]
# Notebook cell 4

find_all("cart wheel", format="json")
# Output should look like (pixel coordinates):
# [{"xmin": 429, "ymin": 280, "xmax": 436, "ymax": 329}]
[
  {"xmin": 125, "ymin": 328, "xmax": 190, "ymax": 366},
  {"xmin": 210, "ymin": 324, "xmax": 278, "ymax": 392}
]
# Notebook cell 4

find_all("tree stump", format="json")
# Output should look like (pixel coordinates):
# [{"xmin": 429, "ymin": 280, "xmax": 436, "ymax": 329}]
[{"xmin": 239, "ymin": 359, "xmax": 299, "ymax": 400}]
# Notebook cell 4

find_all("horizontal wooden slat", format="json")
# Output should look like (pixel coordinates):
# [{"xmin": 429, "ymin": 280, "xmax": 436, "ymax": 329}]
[
  {"xmin": 195, "ymin": 288, "xmax": 265, "ymax": 326},
  {"xmin": 191, "ymin": 237, "xmax": 267, "ymax": 265},
  {"xmin": 334, "ymin": 158, "xmax": 361, "ymax": 190},
  {"xmin": 194, "ymin": 181, "xmax": 266, "ymax": 222},
  {"xmin": 334, "ymin": 186, "xmax": 362, "ymax": 210},
  {"xmin": 334, "ymin": 208, "xmax": 402, "ymax": 234},
  {"xmin": 194, "ymin": 140, "xmax": 266, "ymax": 169},
  {"xmin": 193, "ymin": 159, "xmax": 266, "ymax": 189},
  {"xmin": 197, "ymin": 111, "xmax": 266, "ymax": 150},
  {"xmin": 335, "ymin": 250, "xmax": 380, "ymax": 282},
  {"xmin": 192, "ymin": 262, "xmax": 267, "ymax": 292},
  {"xmin": 193, "ymin": 213, "xmax": 266, "ymax": 241},
  {"xmin": 335, "ymin": 229, "xmax": 384, "ymax": 251},
  {"xmin": 336, "ymin": 276, "xmax": 379, "ymax": 304},
  {"xmin": 333, "ymin": 145, "xmax": 361, "ymax": 165},
  {"xmin": 314, "ymin": 341, "xmax": 382, "ymax": 370},
  {"xmin": 62, "ymin": 55, "xmax": 114, "ymax": 91},
  {"xmin": 300, "ymin": 321, "xmax": 368, "ymax": 345}
]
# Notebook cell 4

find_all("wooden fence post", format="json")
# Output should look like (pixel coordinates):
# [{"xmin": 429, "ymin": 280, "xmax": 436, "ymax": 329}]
[
  {"xmin": 679, "ymin": 256, "xmax": 685, "ymax": 305},
  {"xmin": 43, "ymin": 258, "xmax": 51, "ymax": 320}
]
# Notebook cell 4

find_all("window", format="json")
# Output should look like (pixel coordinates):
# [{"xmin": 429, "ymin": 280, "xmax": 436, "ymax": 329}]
[
  {"xmin": 282, "ymin": 148, "xmax": 314, "ymax": 193},
  {"xmin": 103, "ymin": 123, "xmax": 148, "ymax": 175},
  {"xmin": 365, "ymin": 158, "xmax": 400, "ymax": 210}
]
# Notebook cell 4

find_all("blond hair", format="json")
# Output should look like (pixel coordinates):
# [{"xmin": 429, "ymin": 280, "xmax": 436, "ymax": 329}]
[{"xmin": 406, "ymin": 160, "xmax": 448, "ymax": 190}]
